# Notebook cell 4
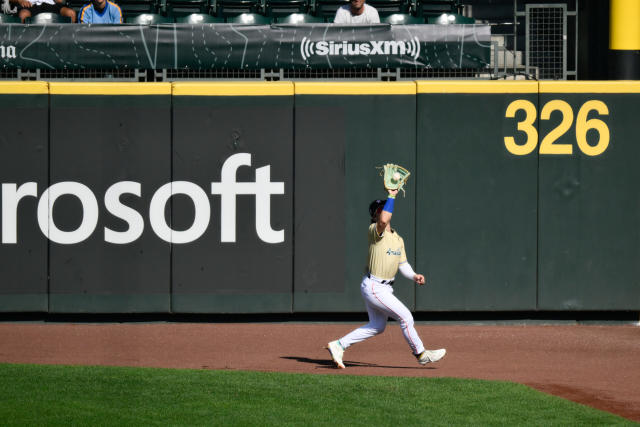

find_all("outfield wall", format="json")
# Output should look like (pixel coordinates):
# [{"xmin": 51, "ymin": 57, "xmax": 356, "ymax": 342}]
[{"xmin": 0, "ymin": 81, "xmax": 638, "ymax": 313}]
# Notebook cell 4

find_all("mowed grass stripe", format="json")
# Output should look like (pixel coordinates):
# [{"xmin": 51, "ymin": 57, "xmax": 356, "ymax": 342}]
[{"xmin": 0, "ymin": 364, "xmax": 632, "ymax": 426}]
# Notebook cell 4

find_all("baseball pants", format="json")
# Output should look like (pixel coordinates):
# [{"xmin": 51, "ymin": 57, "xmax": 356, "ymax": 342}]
[{"xmin": 338, "ymin": 275, "xmax": 425, "ymax": 355}]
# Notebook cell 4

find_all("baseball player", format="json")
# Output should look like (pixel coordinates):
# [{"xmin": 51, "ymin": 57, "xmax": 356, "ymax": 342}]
[{"xmin": 326, "ymin": 188, "xmax": 446, "ymax": 368}]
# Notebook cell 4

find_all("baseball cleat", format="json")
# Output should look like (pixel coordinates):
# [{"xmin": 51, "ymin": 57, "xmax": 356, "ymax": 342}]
[
  {"xmin": 416, "ymin": 348, "xmax": 446, "ymax": 365},
  {"xmin": 326, "ymin": 340, "xmax": 345, "ymax": 369}
]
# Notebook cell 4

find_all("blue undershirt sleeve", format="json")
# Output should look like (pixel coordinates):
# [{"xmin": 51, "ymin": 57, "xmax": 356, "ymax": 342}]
[{"xmin": 382, "ymin": 197, "xmax": 395, "ymax": 213}]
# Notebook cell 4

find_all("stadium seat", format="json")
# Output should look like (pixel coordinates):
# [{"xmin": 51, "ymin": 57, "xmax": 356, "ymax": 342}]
[
  {"xmin": 463, "ymin": 0, "xmax": 512, "ymax": 34},
  {"xmin": 228, "ymin": 12, "xmax": 270, "ymax": 24},
  {"xmin": 382, "ymin": 13, "xmax": 422, "ymax": 24},
  {"xmin": 26, "ymin": 13, "xmax": 72, "ymax": 23},
  {"xmin": 125, "ymin": 13, "xmax": 172, "ymax": 23},
  {"xmin": 118, "ymin": 0, "xmax": 159, "ymax": 17},
  {"xmin": 65, "ymin": 0, "xmax": 87, "ymax": 11},
  {"xmin": 415, "ymin": 0, "xmax": 457, "ymax": 19},
  {"xmin": 277, "ymin": 12, "xmax": 321, "ymax": 23},
  {"xmin": 214, "ymin": 0, "xmax": 260, "ymax": 17},
  {"xmin": 175, "ymin": 13, "xmax": 224, "ymax": 22},
  {"xmin": 0, "ymin": 13, "xmax": 20, "ymax": 22},
  {"xmin": 367, "ymin": 0, "xmax": 408, "ymax": 17},
  {"xmin": 163, "ymin": 0, "xmax": 210, "ymax": 17},
  {"xmin": 426, "ymin": 12, "xmax": 473, "ymax": 24},
  {"xmin": 313, "ymin": 0, "xmax": 347, "ymax": 21},
  {"xmin": 264, "ymin": 0, "xmax": 307, "ymax": 18}
]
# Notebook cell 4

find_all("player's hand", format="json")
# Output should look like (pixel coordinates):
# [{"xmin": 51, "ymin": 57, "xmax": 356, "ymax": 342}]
[
  {"xmin": 414, "ymin": 274, "xmax": 425, "ymax": 286},
  {"xmin": 388, "ymin": 188, "xmax": 399, "ymax": 198},
  {"xmin": 19, "ymin": 0, "xmax": 32, "ymax": 7}
]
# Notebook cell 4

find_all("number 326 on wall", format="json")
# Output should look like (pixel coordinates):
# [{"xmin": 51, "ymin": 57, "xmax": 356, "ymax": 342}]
[{"xmin": 504, "ymin": 100, "xmax": 610, "ymax": 156}]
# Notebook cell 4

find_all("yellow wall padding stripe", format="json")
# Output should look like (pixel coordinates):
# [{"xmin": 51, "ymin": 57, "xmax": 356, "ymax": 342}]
[
  {"xmin": 610, "ymin": 0, "xmax": 640, "ymax": 50},
  {"xmin": 539, "ymin": 81, "xmax": 640, "ymax": 93},
  {"xmin": 49, "ymin": 82, "xmax": 172, "ymax": 95},
  {"xmin": 294, "ymin": 82, "xmax": 416, "ymax": 95},
  {"xmin": 0, "ymin": 81, "xmax": 49, "ymax": 94},
  {"xmin": 173, "ymin": 81, "xmax": 294, "ymax": 96},
  {"xmin": 417, "ymin": 81, "xmax": 539, "ymax": 93}
]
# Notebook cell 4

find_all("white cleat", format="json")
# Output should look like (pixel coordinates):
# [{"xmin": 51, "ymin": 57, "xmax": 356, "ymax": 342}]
[
  {"xmin": 326, "ymin": 340, "xmax": 345, "ymax": 369},
  {"xmin": 417, "ymin": 348, "xmax": 446, "ymax": 365}
]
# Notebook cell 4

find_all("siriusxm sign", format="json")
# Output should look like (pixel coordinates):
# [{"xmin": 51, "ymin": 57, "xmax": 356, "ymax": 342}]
[
  {"xmin": 300, "ymin": 37, "xmax": 421, "ymax": 61},
  {"xmin": 0, "ymin": 25, "xmax": 490, "ymax": 70},
  {"xmin": 1, "ymin": 153, "xmax": 285, "ymax": 245}
]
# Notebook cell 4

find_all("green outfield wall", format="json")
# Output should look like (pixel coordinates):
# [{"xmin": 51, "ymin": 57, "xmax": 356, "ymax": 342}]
[
  {"xmin": 171, "ymin": 83, "xmax": 294, "ymax": 313},
  {"xmin": 0, "ymin": 81, "xmax": 637, "ymax": 313},
  {"xmin": 0, "ymin": 82, "xmax": 49, "ymax": 312},
  {"xmin": 48, "ymin": 83, "xmax": 173, "ymax": 313},
  {"xmin": 536, "ymin": 82, "xmax": 640, "ymax": 310},
  {"xmin": 294, "ymin": 83, "xmax": 416, "ymax": 312},
  {"xmin": 416, "ymin": 82, "xmax": 539, "ymax": 311}
]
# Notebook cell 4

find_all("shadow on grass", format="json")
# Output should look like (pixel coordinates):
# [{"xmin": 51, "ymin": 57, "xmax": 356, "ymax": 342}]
[{"xmin": 281, "ymin": 356, "xmax": 434, "ymax": 370}]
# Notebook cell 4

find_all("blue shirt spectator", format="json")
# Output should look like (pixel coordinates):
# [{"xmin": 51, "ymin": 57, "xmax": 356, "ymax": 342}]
[{"xmin": 79, "ymin": 0, "xmax": 122, "ymax": 23}]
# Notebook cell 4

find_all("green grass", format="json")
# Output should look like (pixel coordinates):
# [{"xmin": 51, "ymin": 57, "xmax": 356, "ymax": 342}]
[{"xmin": 0, "ymin": 363, "xmax": 634, "ymax": 426}]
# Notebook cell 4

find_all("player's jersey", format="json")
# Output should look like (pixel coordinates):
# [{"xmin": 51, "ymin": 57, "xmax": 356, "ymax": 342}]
[
  {"xmin": 79, "ymin": 1, "xmax": 123, "ymax": 23},
  {"xmin": 366, "ymin": 222, "xmax": 407, "ymax": 280}
]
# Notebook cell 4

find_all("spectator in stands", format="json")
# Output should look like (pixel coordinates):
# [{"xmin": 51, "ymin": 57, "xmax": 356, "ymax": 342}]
[
  {"xmin": 334, "ymin": 0, "xmax": 379, "ymax": 24},
  {"xmin": 79, "ymin": 0, "xmax": 122, "ymax": 23},
  {"xmin": 12, "ymin": 0, "xmax": 76, "ymax": 22}
]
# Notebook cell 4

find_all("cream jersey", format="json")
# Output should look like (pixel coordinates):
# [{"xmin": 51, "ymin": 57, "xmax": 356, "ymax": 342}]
[{"xmin": 366, "ymin": 222, "xmax": 407, "ymax": 280}]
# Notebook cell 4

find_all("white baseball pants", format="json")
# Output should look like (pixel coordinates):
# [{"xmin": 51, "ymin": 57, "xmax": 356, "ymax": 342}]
[{"xmin": 338, "ymin": 275, "xmax": 425, "ymax": 355}]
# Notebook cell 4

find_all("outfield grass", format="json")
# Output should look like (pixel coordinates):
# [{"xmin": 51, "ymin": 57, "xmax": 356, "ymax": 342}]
[{"xmin": 0, "ymin": 363, "xmax": 634, "ymax": 426}]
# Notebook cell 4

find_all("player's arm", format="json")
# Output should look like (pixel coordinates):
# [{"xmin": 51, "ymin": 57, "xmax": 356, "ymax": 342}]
[
  {"xmin": 398, "ymin": 238, "xmax": 425, "ymax": 285},
  {"xmin": 399, "ymin": 262, "xmax": 426, "ymax": 285},
  {"xmin": 376, "ymin": 189, "xmax": 398, "ymax": 235}
]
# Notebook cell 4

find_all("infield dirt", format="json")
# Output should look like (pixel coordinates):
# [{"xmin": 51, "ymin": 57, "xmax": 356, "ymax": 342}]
[{"xmin": 0, "ymin": 323, "xmax": 637, "ymax": 421}]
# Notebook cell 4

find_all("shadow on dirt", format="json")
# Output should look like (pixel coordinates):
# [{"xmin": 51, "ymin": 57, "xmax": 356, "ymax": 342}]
[{"xmin": 281, "ymin": 356, "xmax": 434, "ymax": 370}]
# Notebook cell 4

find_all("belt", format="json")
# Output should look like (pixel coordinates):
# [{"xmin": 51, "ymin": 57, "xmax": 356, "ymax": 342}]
[{"xmin": 368, "ymin": 273, "xmax": 394, "ymax": 285}]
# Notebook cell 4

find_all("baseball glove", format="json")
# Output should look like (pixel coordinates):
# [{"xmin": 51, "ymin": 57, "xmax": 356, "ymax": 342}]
[{"xmin": 378, "ymin": 163, "xmax": 411, "ymax": 196}]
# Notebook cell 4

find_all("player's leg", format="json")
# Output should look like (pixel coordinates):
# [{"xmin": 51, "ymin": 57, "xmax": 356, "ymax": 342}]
[
  {"xmin": 326, "ymin": 277, "xmax": 388, "ymax": 368},
  {"xmin": 369, "ymin": 285, "xmax": 446, "ymax": 364},
  {"xmin": 337, "ymin": 299, "xmax": 387, "ymax": 349},
  {"xmin": 366, "ymin": 282, "xmax": 425, "ymax": 355}
]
